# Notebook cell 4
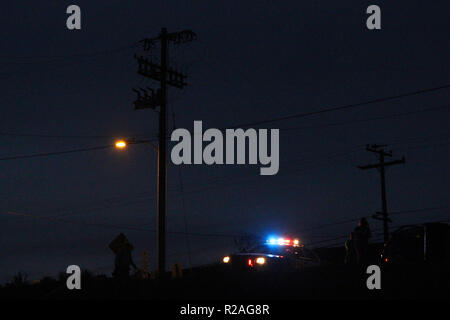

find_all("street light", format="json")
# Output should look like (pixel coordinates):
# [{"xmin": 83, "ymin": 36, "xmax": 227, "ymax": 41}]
[
  {"xmin": 114, "ymin": 137, "xmax": 161, "ymax": 274},
  {"xmin": 115, "ymin": 139, "xmax": 158, "ymax": 152},
  {"xmin": 115, "ymin": 140, "xmax": 127, "ymax": 149}
]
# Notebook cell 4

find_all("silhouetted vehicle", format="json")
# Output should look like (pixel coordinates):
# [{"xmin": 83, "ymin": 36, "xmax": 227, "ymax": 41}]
[
  {"xmin": 221, "ymin": 237, "xmax": 321, "ymax": 272},
  {"xmin": 381, "ymin": 222, "xmax": 450, "ymax": 264}
]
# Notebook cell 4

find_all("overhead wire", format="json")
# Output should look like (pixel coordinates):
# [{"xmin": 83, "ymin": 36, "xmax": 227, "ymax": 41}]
[{"xmin": 224, "ymin": 84, "xmax": 450, "ymax": 129}]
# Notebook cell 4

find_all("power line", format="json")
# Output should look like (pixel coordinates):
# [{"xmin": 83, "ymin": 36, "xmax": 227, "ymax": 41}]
[
  {"xmin": 226, "ymin": 84, "xmax": 450, "ymax": 129},
  {"xmin": 159, "ymin": 139, "xmax": 447, "ymax": 199},
  {"xmin": 0, "ymin": 138, "xmax": 436, "ymax": 220},
  {"xmin": 0, "ymin": 139, "xmax": 159, "ymax": 161},
  {"xmin": 389, "ymin": 206, "xmax": 450, "ymax": 217},
  {"xmin": 390, "ymin": 133, "xmax": 450, "ymax": 147},
  {"xmin": 0, "ymin": 145, "xmax": 114, "ymax": 161},
  {"xmin": 0, "ymin": 132, "xmax": 149, "ymax": 140},
  {"xmin": 2, "ymin": 208, "xmax": 448, "ymax": 268},
  {"xmin": 1, "ymin": 109, "xmax": 447, "ymax": 143},
  {"xmin": 2, "ymin": 211, "xmax": 239, "ymax": 239},
  {"xmin": 3, "ymin": 205, "xmax": 447, "ymax": 242},
  {"xmin": 0, "ymin": 42, "xmax": 140, "ymax": 63},
  {"xmin": 281, "ymin": 104, "xmax": 450, "ymax": 131},
  {"xmin": 1, "ymin": 86, "xmax": 448, "ymax": 144},
  {"xmin": 0, "ymin": 42, "xmax": 141, "ymax": 79},
  {"xmin": 405, "ymin": 142, "xmax": 450, "ymax": 151},
  {"xmin": 47, "ymin": 138, "xmax": 439, "ymax": 215},
  {"xmin": 0, "ymin": 137, "xmax": 446, "ymax": 219},
  {"xmin": 1, "ymin": 146, "xmax": 363, "ymax": 222}
]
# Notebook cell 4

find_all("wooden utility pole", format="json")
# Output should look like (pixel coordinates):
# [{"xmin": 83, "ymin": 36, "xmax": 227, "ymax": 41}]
[
  {"xmin": 158, "ymin": 27, "xmax": 168, "ymax": 276},
  {"xmin": 133, "ymin": 27, "xmax": 196, "ymax": 275},
  {"xmin": 358, "ymin": 144, "xmax": 405, "ymax": 244}
]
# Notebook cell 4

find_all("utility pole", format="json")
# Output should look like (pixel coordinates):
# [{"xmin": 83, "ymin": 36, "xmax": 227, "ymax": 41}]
[
  {"xmin": 133, "ymin": 28, "xmax": 196, "ymax": 275},
  {"xmin": 358, "ymin": 144, "xmax": 405, "ymax": 245},
  {"xmin": 158, "ymin": 27, "xmax": 168, "ymax": 278}
]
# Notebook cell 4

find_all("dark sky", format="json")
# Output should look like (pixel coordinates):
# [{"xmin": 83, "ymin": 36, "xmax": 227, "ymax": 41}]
[{"xmin": 0, "ymin": 1, "xmax": 448, "ymax": 282}]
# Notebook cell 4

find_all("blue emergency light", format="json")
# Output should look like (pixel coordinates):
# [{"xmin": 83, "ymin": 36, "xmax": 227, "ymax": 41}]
[{"xmin": 266, "ymin": 236, "xmax": 300, "ymax": 246}]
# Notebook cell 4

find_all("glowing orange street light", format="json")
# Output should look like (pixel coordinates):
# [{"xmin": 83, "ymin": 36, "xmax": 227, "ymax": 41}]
[
  {"xmin": 115, "ymin": 140, "xmax": 127, "ymax": 149},
  {"xmin": 114, "ymin": 139, "xmax": 157, "ymax": 152}
]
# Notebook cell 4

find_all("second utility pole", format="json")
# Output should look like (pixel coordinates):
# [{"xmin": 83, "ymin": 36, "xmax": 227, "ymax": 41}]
[{"xmin": 358, "ymin": 144, "xmax": 405, "ymax": 244}]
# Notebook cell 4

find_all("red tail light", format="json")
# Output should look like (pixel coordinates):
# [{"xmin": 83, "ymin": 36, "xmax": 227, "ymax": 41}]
[{"xmin": 248, "ymin": 259, "xmax": 254, "ymax": 267}]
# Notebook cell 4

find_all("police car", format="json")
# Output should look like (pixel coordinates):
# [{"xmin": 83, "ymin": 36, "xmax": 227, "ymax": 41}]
[{"xmin": 221, "ymin": 236, "xmax": 321, "ymax": 271}]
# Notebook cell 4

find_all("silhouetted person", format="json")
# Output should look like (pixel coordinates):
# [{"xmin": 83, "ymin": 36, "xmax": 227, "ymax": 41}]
[
  {"xmin": 344, "ymin": 232, "xmax": 356, "ymax": 264},
  {"xmin": 353, "ymin": 218, "xmax": 371, "ymax": 265},
  {"xmin": 113, "ymin": 243, "xmax": 137, "ymax": 283}
]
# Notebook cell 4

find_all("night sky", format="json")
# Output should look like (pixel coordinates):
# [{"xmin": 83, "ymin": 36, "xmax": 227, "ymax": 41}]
[{"xmin": 0, "ymin": 1, "xmax": 448, "ymax": 282}]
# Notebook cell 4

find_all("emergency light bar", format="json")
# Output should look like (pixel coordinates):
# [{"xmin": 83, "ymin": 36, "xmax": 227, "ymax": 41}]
[{"xmin": 266, "ymin": 237, "xmax": 300, "ymax": 247}]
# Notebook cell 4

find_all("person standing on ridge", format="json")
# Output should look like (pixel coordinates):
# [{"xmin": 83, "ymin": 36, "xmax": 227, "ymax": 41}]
[
  {"xmin": 113, "ymin": 240, "xmax": 137, "ymax": 282},
  {"xmin": 352, "ymin": 218, "xmax": 371, "ymax": 265}
]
